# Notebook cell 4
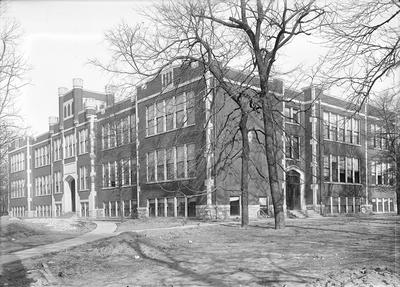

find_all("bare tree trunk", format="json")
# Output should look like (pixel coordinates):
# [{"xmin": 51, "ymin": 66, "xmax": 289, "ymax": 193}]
[
  {"xmin": 396, "ymin": 153, "xmax": 400, "ymax": 215},
  {"xmin": 239, "ymin": 110, "xmax": 249, "ymax": 227},
  {"xmin": 262, "ymin": 98, "xmax": 285, "ymax": 229}
]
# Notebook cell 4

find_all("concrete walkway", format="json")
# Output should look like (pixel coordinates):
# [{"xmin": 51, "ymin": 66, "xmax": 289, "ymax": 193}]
[{"xmin": 1, "ymin": 221, "xmax": 117, "ymax": 266}]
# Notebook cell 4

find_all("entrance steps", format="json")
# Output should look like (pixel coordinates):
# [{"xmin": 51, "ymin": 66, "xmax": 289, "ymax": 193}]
[{"xmin": 287, "ymin": 209, "xmax": 323, "ymax": 219}]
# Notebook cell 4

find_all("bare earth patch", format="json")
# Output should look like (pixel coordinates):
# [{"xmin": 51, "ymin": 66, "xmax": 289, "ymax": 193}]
[
  {"xmin": 0, "ymin": 216, "xmax": 96, "ymax": 254},
  {"xmin": 1, "ymin": 215, "xmax": 399, "ymax": 286}
]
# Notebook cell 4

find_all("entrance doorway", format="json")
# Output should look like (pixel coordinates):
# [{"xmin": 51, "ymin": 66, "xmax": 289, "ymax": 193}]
[
  {"xmin": 70, "ymin": 179, "xmax": 76, "ymax": 212},
  {"xmin": 286, "ymin": 170, "xmax": 301, "ymax": 210}
]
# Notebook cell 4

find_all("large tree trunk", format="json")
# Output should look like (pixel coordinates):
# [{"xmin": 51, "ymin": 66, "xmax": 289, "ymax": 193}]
[
  {"xmin": 239, "ymin": 110, "xmax": 249, "ymax": 227},
  {"xmin": 262, "ymin": 97, "xmax": 285, "ymax": 229}
]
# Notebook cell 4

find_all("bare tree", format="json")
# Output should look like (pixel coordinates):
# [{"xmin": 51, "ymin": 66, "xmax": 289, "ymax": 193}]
[
  {"xmin": 323, "ymin": 0, "xmax": 399, "ymax": 106},
  {"xmin": 92, "ymin": 0, "xmax": 326, "ymax": 229},
  {"xmin": 370, "ymin": 92, "xmax": 400, "ymax": 214}
]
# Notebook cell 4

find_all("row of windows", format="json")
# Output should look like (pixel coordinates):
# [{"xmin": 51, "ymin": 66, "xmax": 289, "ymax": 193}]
[
  {"xmin": 323, "ymin": 155, "xmax": 360, "ymax": 184},
  {"xmin": 11, "ymin": 206, "xmax": 25, "ymax": 217},
  {"xmin": 146, "ymin": 144, "xmax": 196, "ymax": 183},
  {"xmin": 103, "ymin": 200, "xmax": 137, "ymax": 218},
  {"xmin": 101, "ymin": 115, "xmax": 135, "ymax": 150},
  {"xmin": 34, "ymin": 145, "xmax": 50, "ymax": 168},
  {"xmin": 63, "ymin": 100, "xmax": 74, "ymax": 119},
  {"xmin": 10, "ymin": 180, "xmax": 25, "ymax": 198},
  {"xmin": 102, "ymin": 159, "xmax": 136, "ymax": 188},
  {"xmin": 146, "ymin": 92, "xmax": 195, "ymax": 137},
  {"xmin": 371, "ymin": 161, "xmax": 395, "ymax": 186},
  {"xmin": 10, "ymin": 153, "xmax": 25, "ymax": 173},
  {"xmin": 323, "ymin": 112, "xmax": 360, "ymax": 145},
  {"xmin": 79, "ymin": 166, "xmax": 90, "ymax": 190},
  {"xmin": 35, "ymin": 175, "xmax": 52, "ymax": 196}
]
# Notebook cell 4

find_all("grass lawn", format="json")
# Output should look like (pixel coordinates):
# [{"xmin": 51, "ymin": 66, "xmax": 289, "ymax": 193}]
[{"xmin": 1, "ymin": 215, "xmax": 399, "ymax": 286}]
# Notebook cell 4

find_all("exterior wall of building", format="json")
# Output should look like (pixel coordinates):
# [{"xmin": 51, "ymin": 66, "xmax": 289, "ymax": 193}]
[{"xmin": 7, "ymin": 73, "xmax": 397, "ymax": 219}]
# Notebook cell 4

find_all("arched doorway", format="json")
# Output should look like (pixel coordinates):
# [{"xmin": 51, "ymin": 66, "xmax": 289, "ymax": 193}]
[
  {"xmin": 286, "ymin": 170, "xmax": 301, "ymax": 210},
  {"xmin": 64, "ymin": 175, "xmax": 77, "ymax": 213}
]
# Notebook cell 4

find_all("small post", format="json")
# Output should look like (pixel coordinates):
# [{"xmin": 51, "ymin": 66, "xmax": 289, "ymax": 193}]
[
  {"xmin": 129, "ymin": 200, "xmax": 132, "ymax": 217},
  {"xmin": 353, "ymin": 197, "xmax": 356, "ymax": 213},
  {"xmin": 345, "ymin": 197, "xmax": 348, "ymax": 213},
  {"xmin": 330, "ymin": 196, "xmax": 333, "ymax": 215},
  {"xmin": 174, "ymin": 197, "xmax": 178, "ymax": 217},
  {"xmin": 164, "ymin": 198, "xmax": 168, "ymax": 217},
  {"xmin": 109, "ymin": 201, "xmax": 112, "ymax": 217},
  {"xmin": 103, "ymin": 202, "xmax": 105, "ymax": 217},
  {"xmin": 338, "ymin": 197, "xmax": 341, "ymax": 214},
  {"xmin": 155, "ymin": 198, "xmax": 158, "ymax": 217},
  {"xmin": 122, "ymin": 200, "xmax": 125, "ymax": 218},
  {"xmin": 382, "ymin": 198, "xmax": 386, "ymax": 213},
  {"xmin": 115, "ymin": 201, "xmax": 118, "ymax": 217},
  {"xmin": 388, "ymin": 198, "xmax": 391, "ymax": 212}
]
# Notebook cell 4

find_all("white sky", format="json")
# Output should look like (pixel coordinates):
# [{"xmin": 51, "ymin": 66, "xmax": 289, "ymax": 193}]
[
  {"xmin": 6, "ymin": 0, "xmax": 394, "ymax": 136},
  {"xmin": 5, "ymin": 0, "xmax": 153, "ymax": 135}
]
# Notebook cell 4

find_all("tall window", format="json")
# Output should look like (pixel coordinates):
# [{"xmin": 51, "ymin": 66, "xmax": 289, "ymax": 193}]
[
  {"xmin": 156, "ymin": 101, "xmax": 165, "ymax": 134},
  {"xmin": 338, "ymin": 115, "xmax": 345, "ymax": 142},
  {"xmin": 323, "ymin": 155, "xmax": 330, "ymax": 181},
  {"xmin": 354, "ymin": 158, "xmax": 360, "ymax": 183},
  {"xmin": 187, "ymin": 144, "xmax": 196, "ymax": 177},
  {"xmin": 176, "ymin": 145, "xmax": 185, "ymax": 178},
  {"xmin": 166, "ymin": 148, "xmax": 174, "ymax": 180},
  {"xmin": 285, "ymin": 135, "xmax": 300, "ymax": 160},
  {"xmin": 176, "ymin": 94, "xmax": 185, "ymax": 128},
  {"xmin": 339, "ymin": 156, "xmax": 346, "ymax": 183},
  {"xmin": 157, "ymin": 150, "xmax": 165, "ymax": 181},
  {"xmin": 147, "ymin": 151, "xmax": 155, "ymax": 182},
  {"xmin": 186, "ymin": 92, "xmax": 195, "ymax": 126},
  {"xmin": 146, "ymin": 104, "xmax": 155, "ymax": 136},
  {"xmin": 346, "ymin": 119, "xmax": 352, "ymax": 143},
  {"xmin": 166, "ymin": 98, "xmax": 174, "ymax": 131},
  {"xmin": 346, "ymin": 157, "xmax": 353, "ymax": 183},
  {"xmin": 352, "ymin": 118, "xmax": 360, "ymax": 144},
  {"xmin": 162, "ymin": 70, "xmax": 173, "ymax": 87},
  {"xmin": 329, "ymin": 113, "xmax": 337, "ymax": 141},
  {"xmin": 323, "ymin": 112, "xmax": 329, "ymax": 139},
  {"xmin": 79, "ymin": 129, "xmax": 88, "ymax": 154}
]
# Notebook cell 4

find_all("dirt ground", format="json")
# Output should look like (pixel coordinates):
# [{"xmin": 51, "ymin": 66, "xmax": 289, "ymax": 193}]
[
  {"xmin": 1, "ymin": 215, "xmax": 399, "ymax": 286},
  {"xmin": 0, "ymin": 216, "xmax": 96, "ymax": 254}
]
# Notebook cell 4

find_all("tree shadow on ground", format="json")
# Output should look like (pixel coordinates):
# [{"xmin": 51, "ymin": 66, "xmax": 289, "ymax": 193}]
[
  {"xmin": 0, "ymin": 256, "xmax": 35, "ymax": 287},
  {"xmin": 124, "ymin": 232, "xmax": 320, "ymax": 286}
]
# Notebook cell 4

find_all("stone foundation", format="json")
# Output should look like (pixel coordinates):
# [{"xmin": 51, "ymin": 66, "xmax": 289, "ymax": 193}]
[{"xmin": 137, "ymin": 207, "xmax": 148, "ymax": 219}]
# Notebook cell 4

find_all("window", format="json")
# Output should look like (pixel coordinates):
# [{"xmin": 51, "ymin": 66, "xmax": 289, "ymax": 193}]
[
  {"xmin": 187, "ymin": 144, "xmax": 196, "ymax": 177},
  {"xmin": 338, "ymin": 115, "xmax": 345, "ymax": 142},
  {"xmin": 285, "ymin": 135, "xmax": 299, "ymax": 160},
  {"xmin": 371, "ymin": 161, "xmax": 376, "ymax": 185},
  {"xmin": 331, "ymin": 156, "xmax": 338, "ymax": 182},
  {"xmin": 146, "ymin": 104, "xmax": 155, "ymax": 136},
  {"xmin": 110, "ymin": 162, "xmax": 116, "ymax": 187},
  {"xmin": 230, "ymin": 197, "xmax": 240, "ymax": 216},
  {"xmin": 147, "ymin": 151, "xmax": 155, "ymax": 182},
  {"xmin": 323, "ymin": 155, "xmax": 330, "ymax": 181},
  {"xmin": 79, "ymin": 129, "xmax": 88, "ymax": 154},
  {"xmin": 354, "ymin": 158, "xmax": 360, "ymax": 184},
  {"xmin": 377, "ymin": 162, "xmax": 382, "ymax": 185},
  {"xmin": 323, "ymin": 112, "xmax": 329, "ymax": 139},
  {"xmin": 346, "ymin": 119, "xmax": 352, "ymax": 143},
  {"xmin": 329, "ymin": 113, "xmax": 337, "ymax": 141},
  {"xmin": 285, "ymin": 107, "xmax": 299, "ymax": 124},
  {"xmin": 186, "ymin": 92, "xmax": 195, "ymax": 125},
  {"xmin": 156, "ymin": 150, "xmax": 165, "ymax": 181},
  {"xmin": 166, "ymin": 98, "xmax": 174, "ymax": 131},
  {"xmin": 352, "ymin": 118, "xmax": 360, "ymax": 144},
  {"xmin": 156, "ymin": 101, "xmax": 165, "ymax": 133},
  {"xmin": 166, "ymin": 148, "xmax": 174, "ymax": 180},
  {"xmin": 176, "ymin": 145, "xmax": 185, "ymax": 178},
  {"xmin": 346, "ymin": 157, "xmax": 353, "ymax": 183},
  {"xmin": 176, "ymin": 94, "xmax": 185, "ymax": 128},
  {"xmin": 339, "ymin": 156, "xmax": 346, "ymax": 183},
  {"xmin": 162, "ymin": 70, "xmax": 173, "ymax": 87}
]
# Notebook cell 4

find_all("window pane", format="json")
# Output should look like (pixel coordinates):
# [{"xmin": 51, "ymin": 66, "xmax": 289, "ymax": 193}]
[
  {"xmin": 176, "ymin": 145, "xmax": 185, "ymax": 178},
  {"xmin": 323, "ymin": 155, "xmax": 330, "ymax": 182},
  {"xmin": 187, "ymin": 144, "xmax": 196, "ymax": 177},
  {"xmin": 346, "ymin": 157, "xmax": 353, "ymax": 183},
  {"xmin": 148, "ymin": 152, "xmax": 155, "ymax": 182},
  {"xmin": 157, "ymin": 150, "xmax": 165, "ymax": 181},
  {"xmin": 339, "ymin": 156, "xmax": 346, "ymax": 183},
  {"xmin": 166, "ymin": 148, "xmax": 174, "ymax": 180}
]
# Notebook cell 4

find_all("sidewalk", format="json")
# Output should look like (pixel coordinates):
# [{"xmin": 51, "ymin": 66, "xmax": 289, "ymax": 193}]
[{"xmin": 1, "ymin": 221, "xmax": 117, "ymax": 266}]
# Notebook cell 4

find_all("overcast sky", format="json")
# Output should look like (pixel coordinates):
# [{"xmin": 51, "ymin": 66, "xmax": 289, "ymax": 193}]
[
  {"xmin": 6, "ymin": 0, "xmax": 394, "ymax": 136},
  {"xmin": 5, "ymin": 0, "xmax": 152, "ymax": 135}
]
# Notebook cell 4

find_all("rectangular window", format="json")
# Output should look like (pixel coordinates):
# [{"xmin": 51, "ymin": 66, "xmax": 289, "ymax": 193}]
[
  {"xmin": 377, "ymin": 162, "xmax": 382, "ymax": 185},
  {"xmin": 323, "ymin": 155, "xmax": 330, "ymax": 182},
  {"xmin": 176, "ymin": 94, "xmax": 185, "ymax": 128},
  {"xmin": 337, "ymin": 115, "xmax": 345, "ymax": 142},
  {"xmin": 176, "ymin": 145, "xmax": 185, "ymax": 179},
  {"xmin": 146, "ymin": 104, "xmax": 155, "ymax": 136},
  {"xmin": 165, "ymin": 97, "xmax": 174, "ymax": 131},
  {"xmin": 354, "ymin": 158, "xmax": 360, "ymax": 184},
  {"xmin": 346, "ymin": 119, "xmax": 352, "ymax": 143},
  {"xmin": 352, "ymin": 119, "xmax": 360, "ymax": 144},
  {"xmin": 186, "ymin": 92, "xmax": 195, "ymax": 126},
  {"xmin": 285, "ymin": 136, "xmax": 299, "ymax": 159},
  {"xmin": 123, "ymin": 159, "xmax": 130, "ymax": 185},
  {"xmin": 110, "ymin": 162, "xmax": 116, "ymax": 187},
  {"xmin": 156, "ymin": 101, "xmax": 165, "ymax": 133},
  {"xmin": 346, "ymin": 157, "xmax": 353, "ymax": 183},
  {"xmin": 329, "ymin": 113, "xmax": 337, "ymax": 141},
  {"xmin": 187, "ymin": 144, "xmax": 196, "ymax": 178},
  {"xmin": 157, "ymin": 149, "xmax": 165, "ymax": 181},
  {"xmin": 323, "ymin": 112, "xmax": 329, "ymax": 139},
  {"xmin": 339, "ymin": 156, "xmax": 346, "ymax": 183},
  {"xmin": 147, "ymin": 151, "xmax": 155, "ymax": 182},
  {"xmin": 166, "ymin": 148, "xmax": 174, "ymax": 180}
]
